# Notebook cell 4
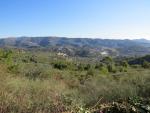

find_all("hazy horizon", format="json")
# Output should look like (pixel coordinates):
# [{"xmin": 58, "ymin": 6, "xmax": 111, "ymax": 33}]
[
  {"xmin": 0, "ymin": 0, "xmax": 150, "ymax": 40},
  {"xmin": 0, "ymin": 36, "xmax": 149, "ymax": 41}
]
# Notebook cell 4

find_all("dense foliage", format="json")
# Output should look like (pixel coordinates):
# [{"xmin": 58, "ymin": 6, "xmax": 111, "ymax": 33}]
[{"xmin": 0, "ymin": 48, "xmax": 150, "ymax": 113}]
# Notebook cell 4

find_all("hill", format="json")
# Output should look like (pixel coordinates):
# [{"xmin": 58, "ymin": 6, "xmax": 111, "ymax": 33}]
[{"xmin": 0, "ymin": 37, "xmax": 150, "ymax": 57}]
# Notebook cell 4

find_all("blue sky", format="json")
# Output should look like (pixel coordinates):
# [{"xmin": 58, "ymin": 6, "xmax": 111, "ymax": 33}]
[{"xmin": 0, "ymin": 0, "xmax": 150, "ymax": 39}]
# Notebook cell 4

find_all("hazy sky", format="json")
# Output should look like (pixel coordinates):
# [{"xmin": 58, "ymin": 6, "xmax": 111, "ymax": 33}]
[{"xmin": 0, "ymin": 0, "xmax": 150, "ymax": 39}]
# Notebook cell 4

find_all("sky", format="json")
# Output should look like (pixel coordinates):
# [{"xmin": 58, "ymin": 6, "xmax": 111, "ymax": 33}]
[{"xmin": 0, "ymin": 0, "xmax": 150, "ymax": 39}]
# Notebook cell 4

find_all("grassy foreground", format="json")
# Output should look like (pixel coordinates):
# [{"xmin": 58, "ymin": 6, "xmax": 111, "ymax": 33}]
[{"xmin": 0, "ymin": 49, "xmax": 150, "ymax": 113}]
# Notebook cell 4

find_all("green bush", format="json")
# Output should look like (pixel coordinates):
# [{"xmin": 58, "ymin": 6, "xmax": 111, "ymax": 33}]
[
  {"xmin": 99, "ymin": 65, "xmax": 109, "ymax": 74},
  {"xmin": 19, "ymin": 64, "xmax": 51, "ymax": 80},
  {"xmin": 95, "ymin": 63, "xmax": 104, "ymax": 69},
  {"xmin": 7, "ymin": 64, "xmax": 19, "ymax": 73},
  {"xmin": 77, "ymin": 63, "xmax": 84, "ymax": 71},
  {"xmin": 107, "ymin": 64, "xmax": 116, "ymax": 73},
  {"xmin": 84, "ymin": 64, "xmax": 91, "ymax": 70},
  {"xmin": 0, "ymin": 49, "xmax": 13, "ymax": 58},
  {"xmin": 53, "ymin": 62, "xmax": 67, "ymax": 70},
  {"xmin": 86, "ymin": 69, "xmax": 95, "ymax": 76},
  {"xmin": 121, "ymin": 60, "xmax": 129, "ymax": 68},
  {"xmin": 142, "ymin": 60, "xmax": 150, "ymax": 68}
]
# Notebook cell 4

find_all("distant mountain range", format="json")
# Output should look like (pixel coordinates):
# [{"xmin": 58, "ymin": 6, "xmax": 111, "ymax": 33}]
[{"xmin": 0, "ymin": 37, "xmax": 150, "ymax": 57}]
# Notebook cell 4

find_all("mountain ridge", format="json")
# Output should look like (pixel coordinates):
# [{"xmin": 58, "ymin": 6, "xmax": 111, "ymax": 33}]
[{"xmin": 0, "ymin": 36, "xmax": 150, "ymax": 57}]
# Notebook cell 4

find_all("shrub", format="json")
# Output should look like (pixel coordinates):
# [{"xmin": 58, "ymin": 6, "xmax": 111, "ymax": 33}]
[
  {"xmin": 86, "ymin": 69, "xmax": 95, "ymax": 76},
  {"xmin": 142, "ymin": 60, "xmax": 150, "ymax": 68},
  {"xmin": 77, "ymin": 63, "xmax": 84, "ymax": 71},
  {"xmin": 101, "ymin": 56, "xmax": 113, "ymax": 64},
  {"xmin": 0, "ymin": 49, "xmax": 13, "ymax": 58},
  {"xmin": 84, "ymin": 64, "xmax": 91, "ymax": 70},
  {"xmin": 107, "ymin": 64, "xmax": 116, "ymax": 73},
  {"xmin": 29, "ymin": 55, "xmax": 37, "ymax": 63},
  {"xmin": 95, "ymin": 63, "xmax": 104, "ymax": 69},
  {"xmin": 20, "ymin": 64, "xmax": 51, "ymax": 80},
  {"xmin": 53, "ymin": 62, "xmax": 67, "ymax": 70},
  {"xmin": 99, "ymin": 65, "xmax": 109, "ymax": 74},
  {"xmin": 7, "ymin": 64, "xmax": 19, "ymax": 73},
  {"xmin": 121, "ymin": 60, "xmax": 129, "ymax": 68}
]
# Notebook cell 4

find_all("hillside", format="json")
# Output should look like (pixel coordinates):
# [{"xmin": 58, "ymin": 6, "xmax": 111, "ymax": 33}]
[
  {"xmin": 0, "ymin": 37, "xmax": 150, "ymax": 57},
  {"xmin": 0, "ymin": 48, "xmax": 150, "ymax": 113}
]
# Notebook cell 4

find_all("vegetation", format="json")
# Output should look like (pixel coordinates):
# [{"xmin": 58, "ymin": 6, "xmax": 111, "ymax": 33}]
[
  {"xmin": 1, "ymin": 37, "xmax": 150, "ymax": 57},
  {"xmin": 0, "ymin": 48, "xmax": 150, "ymax": 113}
]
